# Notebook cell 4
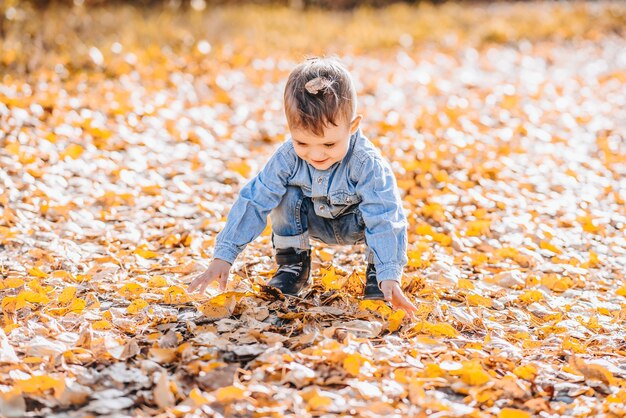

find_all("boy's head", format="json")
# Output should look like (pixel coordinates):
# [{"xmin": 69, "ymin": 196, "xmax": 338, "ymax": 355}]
[{"xmin": 284, "ymin": 57, "xmax": 361, "ymax": 171}]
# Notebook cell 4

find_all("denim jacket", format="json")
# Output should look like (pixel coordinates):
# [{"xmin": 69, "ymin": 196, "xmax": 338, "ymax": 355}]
[{"xmin": 213, "ymin": 129, "xmax": 408, "ymax": 283}]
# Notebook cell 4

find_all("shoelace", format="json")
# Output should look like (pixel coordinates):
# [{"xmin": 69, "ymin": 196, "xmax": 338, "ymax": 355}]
[
  {"xmin": 367, "ymin": 267, "xmax": 377, "ymax": 284},
  {"xmin": 277, "ymin": 263, "xmax": 302, "ymax": 275}
]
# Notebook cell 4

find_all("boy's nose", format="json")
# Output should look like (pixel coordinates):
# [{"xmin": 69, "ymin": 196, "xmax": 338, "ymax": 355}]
[{"xmin": 310, "ymin": 151, "xmax": 326, "ymax": 161}]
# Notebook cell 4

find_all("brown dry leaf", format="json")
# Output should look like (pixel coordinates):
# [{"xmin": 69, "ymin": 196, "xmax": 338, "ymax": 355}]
[
  {"xmin": 154, "ymin": 372, "xmax": 175, "ymax": 409},
  {"xmin": 568, "ymin": 356, "xmax": 615, "ymax": 386}
]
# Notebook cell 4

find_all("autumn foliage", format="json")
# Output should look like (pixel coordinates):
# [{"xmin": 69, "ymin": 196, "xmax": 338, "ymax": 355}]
[{"xmin": 1, "ymin": 1, "xmax": 626, "ymax": 417}]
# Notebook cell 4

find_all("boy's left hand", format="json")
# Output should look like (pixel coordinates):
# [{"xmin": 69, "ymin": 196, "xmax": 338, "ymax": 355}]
[{"xmin": 380, "ymin": 281, "xmax": 418, "ymax": 320}]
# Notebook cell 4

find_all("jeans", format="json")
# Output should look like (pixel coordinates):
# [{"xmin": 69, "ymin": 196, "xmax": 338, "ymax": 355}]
[{"xmin": 270, "ymin": 186, "xmax": 374, "ymax": 262}]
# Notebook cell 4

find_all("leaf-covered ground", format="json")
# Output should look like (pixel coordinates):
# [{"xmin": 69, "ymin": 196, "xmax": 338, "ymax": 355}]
[{"xmin": 1, "ymin": 2, "xmax": 626, "ymax": 417}]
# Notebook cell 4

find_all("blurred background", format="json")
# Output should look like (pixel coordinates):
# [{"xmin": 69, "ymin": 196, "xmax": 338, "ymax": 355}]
[{"xmin": 2, "ymin": 0, "xmax": 625, "ymax": 77}]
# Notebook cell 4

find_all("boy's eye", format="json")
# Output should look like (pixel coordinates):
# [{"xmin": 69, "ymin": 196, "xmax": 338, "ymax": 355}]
[
  {"xmin": 295, "ymin": 141, "xmax": 306, "ymax": 147},
  {"xmin": 324, "ymin": 143, "xmax": 335, "ymax": 148}
]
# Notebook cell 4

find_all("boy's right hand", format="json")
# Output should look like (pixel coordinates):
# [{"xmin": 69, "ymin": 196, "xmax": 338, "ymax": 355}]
[{"xmin": 187, "ymin": 259, "xmax": 232, "ymax": 294}]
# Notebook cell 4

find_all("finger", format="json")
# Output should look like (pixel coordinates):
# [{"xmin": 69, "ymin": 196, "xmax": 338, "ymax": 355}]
[
  {"xmin": 190, "ymin": 270, "xmax": 211, "ymax": 291},
  {"xmin": 389, "ymin": 289, "xmax": 414, "ymax": 314},
  {"xmin": 198, "ymin": 275, "xmax": 215, "ymax": 294},
  {"xmin": 218, "ymin": 272, "xmax": 228, "ymax": 291},
  {"xmin": 187, "ymin": 276, "xmax": 202, "ymax": 293},
  {"xmin": 397, "ymin": 295, "xmax": 418, "ymax": 319},
  {"xmin": 381, "ymin": 285, "xmax": 392, "ymax": 302},
  {"xmin": 402, "ymin": 305, "xmax": 417, "ymax": 320}
]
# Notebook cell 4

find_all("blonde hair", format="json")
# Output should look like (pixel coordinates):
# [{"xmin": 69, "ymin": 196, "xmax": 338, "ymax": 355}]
[{"xmin": 284, "ymin": 57, "xmax": 357, "ymax": 136}]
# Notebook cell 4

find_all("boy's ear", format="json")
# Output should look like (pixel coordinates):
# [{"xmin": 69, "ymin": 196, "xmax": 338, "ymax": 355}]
[{"xmin": 350, "ymin": 115, "xmax": 362, "ymax": 135}]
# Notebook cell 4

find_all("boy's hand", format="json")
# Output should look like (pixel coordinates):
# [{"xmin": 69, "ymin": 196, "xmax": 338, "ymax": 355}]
[
  {"xmin": 187, "ymin": 259, "xmax": 232, "ymax": 294},
  {"xmin": 380, "ymin": 281, "xmax": 418, "ymax": 320}
]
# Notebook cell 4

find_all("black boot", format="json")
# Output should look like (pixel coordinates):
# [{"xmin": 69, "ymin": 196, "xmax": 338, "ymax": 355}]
[
  {"xmin": 267, "ymin": 248, "xmax": 312, "ymax": 296},
  {"xmin": 363, "ymin": 263, "xmax": 385, "ymax": 300}
]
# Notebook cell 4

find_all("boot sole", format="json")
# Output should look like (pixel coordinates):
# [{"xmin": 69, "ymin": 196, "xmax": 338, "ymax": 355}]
[
  {"xmin": 362, "ymin": 294, "xmax": 386, "ymax": 301},
  {"xmin": 273, "ymin": 276, "xmax": 312, "ymax": 297}
]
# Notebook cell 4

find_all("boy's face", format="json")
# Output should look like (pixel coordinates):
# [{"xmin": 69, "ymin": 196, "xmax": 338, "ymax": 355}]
[{"xmin": 290, "ymin": 115, "xmax": 362, "ymax": 171}]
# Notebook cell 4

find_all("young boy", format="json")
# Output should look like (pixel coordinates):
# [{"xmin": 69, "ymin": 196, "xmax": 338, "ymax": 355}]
[{"xmin": 188, "ymin": 57, "xmax": 417, "ymax": 317}]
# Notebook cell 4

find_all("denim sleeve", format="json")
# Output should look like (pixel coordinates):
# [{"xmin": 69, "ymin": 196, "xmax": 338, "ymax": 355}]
[
  {"xmin": 213, "ymin": 147, "xmax": 294, "ymax": 264},
  {"xmin": 355, "ymin": 154, "xmax": 408, "ymax": 283}
]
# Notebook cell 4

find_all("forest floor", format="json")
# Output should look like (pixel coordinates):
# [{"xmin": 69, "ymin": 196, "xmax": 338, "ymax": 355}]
[{"xmin": 1, "ymin": 1, "xmax": 626, "ymax": 417}]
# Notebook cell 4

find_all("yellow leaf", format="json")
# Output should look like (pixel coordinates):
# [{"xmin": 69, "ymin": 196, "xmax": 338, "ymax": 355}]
[
  {"xmin": 616, "ymin": 285, "xmax": 626, "ymax": 297},
  {"xmin": 134, "ymin": 245, "xmax": 159, "ymax": 259},
  {"xmin": 307, "ymin": 391, "xmax": 332, "ymax": 411},
  {"xmin": 198, "ymin": 302, "xmax": 230, "ymax": 319},
  {"xmin": 226, "ymin": 160, "xmax": 251, "ymax": 178},
  {"xmin": 499, "ymin": 408, "xmax": 531, "ymax": 418},
  {"xmin": 415, "ymin": 223, "xmax": 434, "ymax": 236},
  {"xmin": 321, "ymin": 267, "xmax": 344, "ymax": 290},
  {"xmin": 388, "ymin": 310, "xmax": 406, "ymax": 332},
  {"xmin": 457, "ymin": 278, "xmax": 475, "ymax": 290},
  {"xmin": 27, "ymin": 279, "xmax": 50, "ymax": 294},
  {"xmin": 584, "ymin": 315, "xmax": 601, "ymax": 331},
  {"xmin": 2, "ymin": 296, "xmax": 18, "ymax": 313},
  {"xmin": 18, "ymin": 290, "xmax": 50, "ymax": 305},
  {"xmin": 562, "ymin": 336, "xmax": 585, "ymax": 353},
  {"xmin": 466, "ymin": 220, "xmax": 491, "ymax": 237},
  {"xmin": 68, "ymin": 298, "xmax": 86, "ymax": 313},
  {"xmin": 28, "ymin": 267, "xmax": 48, "ymax": 278},
  {"xmin": 207, "ymin": 291, "xmax": 246, "ymax": 307},
  {"xmin": 5, "ymin": 142, "xmax": 20, "ymax": 155},
  {"xmin": 318, "ymin": 249, "xmax": 334, "ymax": 262},
  {"xmin": 214, "ymin": 385, "xmax": 245, "ymax": 403},
  {"xmin": 411, "ymin": 321, "xmax": 458, "ymax": 338},
  {"xmin": 189, "ymin": 388, "xmax": 209, "ymax": 406},
  {"xmin": 119, "ymin": 283, "xmax": 144, "ymax": 299},
  {"xmin": 518, "ymin": 290, "xmax": 544, "ymax": 304},
  {"xmin": 421, "ymin": 203, "xmax": 446, "ymax": 223},
  {"xmin": 127, "ymin": 299, "xmax": 149, "ymax": 314},
  {"xmin": 494, "ymin": 247, "xmax": 519, "ymax": 259},
  {"xmin": 513, "ymin": 364, "xmax": 537, "ymax": 380},
  {"xmin": 607, "ymin": 389, "xmax": 626, "ymax": 404},
  {"xmin": 92, "ymin": 320, "xmax": 112, "ymax": 330},
  {"xmin": 15, "ymin": 375, "xmax": 64, "ymax": 394},
  {"xmin": 586, "ymin": 250, "xmax": 602, "ymax": 268},
  {"xmin": 163, "ymin": 286, "xmax": 190, "ymax": 304},
  {"xmin": 141, "ymin": 185, "xmax": 162, "ymax": 196},
  {"xmin": 466, "ymin": 293, "xmax": 493, "ymax": 308},
  {"xmin": 60, "ymin": 144, "xmax": 84, "ymax": 160},
  {"xmin": 423, "ymin": 363, "xmax": 446, "ymax": 378},
  {"xmin": 4, "ymin": 278, "xmax": 25, "ymax": 289},
  {"xmin": 343, "ymin": 354, "xmax": 364, "ymax": 376},
  {"xmin": 44, "ymin": 132, "xmax": 57, "ymax": 143},
  {"xmin": 468, "ymin": 253, "xmax": 489, "ymax": 267},
  {"xmin": 3, "ymin": 323, "xmax": 20, "ymax": 334},
  {"xmin": 198, "ymin": 292, "xmax": 243, "ymax": 318},
  {"xmin": 541, "ymin": 274, "xmax": 573, "ymax": 292},
  {"xmin": 52, "ymin": 270, "xmax": 76, "ymax": 281},
  {"xmin": 148, "ymin": 275, "xmax": 169, "ymax": 288},
  {"xmin": 58, "ymin": 286, "xmax": 77, "ymax": 305},
  {"xmin": 577, "ymin": 214, "xmax": 600, "ymax": 234},
  {"xmin": 448, "ymin": 360, "xmax": 491, "ymax": 385},
  {"xmin": 433, "ymin": 232, "xmax": 452, "ymax": 246},
  {"xmin": 540, "ymin": 240, "xmax": 562, "ymax": 254},
  {"xmin": 407, "ymin": 246, "xmax": 431, "ymax": 268},
  {"xmin": 359, "ymin": 300, "xmax": 392, "ymax": 316}
]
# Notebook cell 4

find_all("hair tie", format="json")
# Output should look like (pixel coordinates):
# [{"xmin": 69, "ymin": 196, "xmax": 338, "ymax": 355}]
[{"xmin": 305, "ymin": 77, "xmax": 332, "ymax": 95}]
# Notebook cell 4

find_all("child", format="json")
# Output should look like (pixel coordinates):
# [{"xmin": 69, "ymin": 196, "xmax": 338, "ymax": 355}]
[{"xmin": 188, "ymin": 57, "xmax": 417, "ymax": 317}]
